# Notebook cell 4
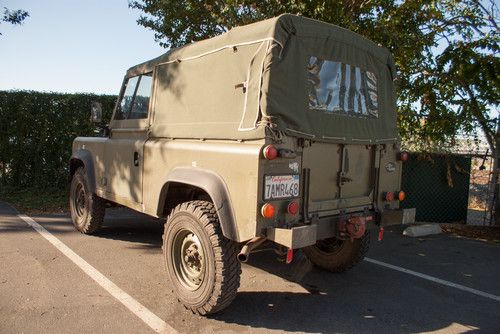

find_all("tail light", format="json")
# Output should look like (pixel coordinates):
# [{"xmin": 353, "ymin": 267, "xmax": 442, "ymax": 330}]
[
  {"xmin": 261, "ymin": 203, "xmax": 275, "ymax": 218},
  {"xmin": 263, "ymin": 145, "xmax": 278, "ymax": 160},
  {"xmin": 384, "ymin": 191, "xmax": 394, "ymax": 202},
  {"xmin": 287, "ymin": 201, "xmax": 299, "ymax": 215},
  {"xmin": 399, "ymin": 151, "xmax": 409, "ymax": 162},
  {"xmin": 397, "ymin": 190, "xmax": 406, "ymax": 201}
]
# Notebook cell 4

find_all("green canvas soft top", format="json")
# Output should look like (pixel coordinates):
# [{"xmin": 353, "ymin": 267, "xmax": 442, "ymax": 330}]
[{"xmin": 126, "ymin": 14, "xmax": 398, "ymax": 143}]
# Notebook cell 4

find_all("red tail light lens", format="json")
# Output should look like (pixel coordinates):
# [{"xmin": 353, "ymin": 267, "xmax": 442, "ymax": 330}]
[
  {"xmin": 287, "ymin": 201, "xmax": 299, "ymax": 215},
  {"xmin": 384, "ymin": 191, "xmax": 394, "ymax": 202},
  {"xmin": 263, "ymin": 145, "xmax": 278, "ymax": 160},
  {"xmin": 399, "ymin": 151, "xmax": 409, "ymax": 162},
  {"xmin": 261, "ymin": 203, "xmax": 275, "ymax": 218}
]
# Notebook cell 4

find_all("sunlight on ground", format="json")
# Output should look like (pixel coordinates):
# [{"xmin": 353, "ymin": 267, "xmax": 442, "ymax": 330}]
[{"xmin": 421, "ymin": 322, "xmax": 479, "ymax": 334}]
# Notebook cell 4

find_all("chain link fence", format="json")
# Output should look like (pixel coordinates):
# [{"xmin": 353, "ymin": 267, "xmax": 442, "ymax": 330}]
[
  {"xmin": 399, "ymin": 152, "xmax": 495, "ymax": 225},
  {"xmin": 400, "ymin": 153, "xmax": 471, "ymax": 223},
  {"xmin": 400, "ymin": 152, "xmax": 494, "ymax": 225},
  {"xmin": 467, "ymin": 155, "xmax": 494, "ymax": 225}
]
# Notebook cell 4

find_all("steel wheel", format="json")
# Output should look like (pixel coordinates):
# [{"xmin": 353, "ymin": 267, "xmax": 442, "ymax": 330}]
[
  {"xmin": 163, "ymin": 201, "xmax": 241, "ymax": 315},
  {"xmin": 73, "ymin": 183, "xmax": 87, "ymax": 218},
  {"xmin": 172, "ymin": 229, "xmax": 206, "ymax": 290},
  {"xmin": 69, "ymin": 167, "xmax": 105, "ymax": 234}
]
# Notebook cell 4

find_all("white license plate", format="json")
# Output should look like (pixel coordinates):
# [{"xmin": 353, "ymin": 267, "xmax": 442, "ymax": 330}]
[{"xmin": 264, "ymin": 175, "xmax": 300, "ymax": 200}]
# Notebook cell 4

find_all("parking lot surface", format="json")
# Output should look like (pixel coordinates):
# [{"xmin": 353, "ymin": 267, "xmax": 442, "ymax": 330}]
[{"xmin": 1, "ymin": 201, "xmax": 499, "ymax": 333}]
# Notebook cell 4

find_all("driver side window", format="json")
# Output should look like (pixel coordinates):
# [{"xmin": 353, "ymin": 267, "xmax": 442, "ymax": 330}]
[{"xmin": 115, "ymin": 73, "xmax": 152, "ymax": 120}]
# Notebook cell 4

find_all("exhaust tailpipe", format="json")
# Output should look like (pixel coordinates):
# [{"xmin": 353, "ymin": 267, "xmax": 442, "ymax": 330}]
[{"xmin": 238, "ymin": 237, "xmax": 266, "ymax": 262}]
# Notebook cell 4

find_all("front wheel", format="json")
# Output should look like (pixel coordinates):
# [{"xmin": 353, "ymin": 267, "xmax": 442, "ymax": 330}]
[
  {"xmin": 302, "ymin": 231, "xmax": 370, "ymax": 273},
  {"xmin": 69, "ymin": 167, "xmax": 105, "ymax": 234},
  {"xmin": 163, "ymin": 201, "xmax": 241, "ymax": 315}
]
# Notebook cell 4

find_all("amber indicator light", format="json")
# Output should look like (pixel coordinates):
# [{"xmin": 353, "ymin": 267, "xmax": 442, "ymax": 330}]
[{"xmin": 261, "ymin": 203, "xmax": 275, "ymax": 218}]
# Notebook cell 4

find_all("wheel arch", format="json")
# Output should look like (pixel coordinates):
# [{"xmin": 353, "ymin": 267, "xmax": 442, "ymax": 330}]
[
  {"xmin": 157, "ymin": 167, "xmax": 239, "ymax": 241},
  {"xmin": 69, "ymin": 149, "xmax": 96, "ymax": 193}
]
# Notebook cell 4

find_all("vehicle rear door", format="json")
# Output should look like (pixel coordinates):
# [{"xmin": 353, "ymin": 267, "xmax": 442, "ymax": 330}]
[{"xmin": 302, "ymin": 57, "xmax": 380, "ymax": 216}]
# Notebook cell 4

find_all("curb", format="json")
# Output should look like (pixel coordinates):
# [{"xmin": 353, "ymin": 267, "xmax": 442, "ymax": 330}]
[{"xmin": 403, "ymin": 224, "xmax": 442, "ymax": 237}]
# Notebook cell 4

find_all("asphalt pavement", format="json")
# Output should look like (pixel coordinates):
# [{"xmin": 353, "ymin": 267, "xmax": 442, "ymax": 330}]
[{"xmin": 1, "ymin": 201, "xmax": 499, "ymax": 333}]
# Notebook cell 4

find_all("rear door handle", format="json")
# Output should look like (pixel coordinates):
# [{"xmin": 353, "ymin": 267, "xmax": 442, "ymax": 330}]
[{"xmin": 133, "ymin": 152, "xmax": 139, "ymax": 166}]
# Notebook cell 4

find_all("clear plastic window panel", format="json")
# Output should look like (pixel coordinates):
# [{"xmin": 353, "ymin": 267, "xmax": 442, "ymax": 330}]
[
  {"xmin": 129, "ymin": 74, "xmax": 152, "ymax": 119},
  {"xmin": 307, "ymin": 56, "xmax": 378, "ymax": 117},
  {"xmin": 115, "ymin": 76, "xmax": 139, "ymax": 120}
]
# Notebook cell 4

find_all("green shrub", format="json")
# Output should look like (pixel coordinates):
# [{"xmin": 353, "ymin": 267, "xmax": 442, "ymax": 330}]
[{"xmin": 0, "ymin": 90, "xmax": 116, "ymax": 189}]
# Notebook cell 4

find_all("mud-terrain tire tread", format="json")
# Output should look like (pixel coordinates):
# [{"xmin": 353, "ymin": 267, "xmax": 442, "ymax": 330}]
[
  {"xmin": 303, "ymin": 230, "xmax": 370, "ymax": 273},
  {"xmin": 163, "ymin": 201, "xmax": 241, "ymax": 315},
  {"xmin": 69, "ymin": 167, "xmax": 105, "ymax": 234}
]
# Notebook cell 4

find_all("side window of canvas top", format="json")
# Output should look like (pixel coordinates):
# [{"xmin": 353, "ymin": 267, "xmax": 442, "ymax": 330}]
[
  {"xmin": 307, "ymin": 56, "xmax": 379, "ymax": 118},
  {"xmin": 115, "ymin": 73, "xmax": 153, "ymax": 120}
]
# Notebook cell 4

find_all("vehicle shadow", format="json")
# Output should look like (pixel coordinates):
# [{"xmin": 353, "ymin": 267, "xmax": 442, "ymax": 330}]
[
  {"xmin": 93, "ymin": 208, "xmax": 164, "ymax": 252},
  {"xmin": 211, "ymin": 247, "xmax": 495, "ymax": 333}
]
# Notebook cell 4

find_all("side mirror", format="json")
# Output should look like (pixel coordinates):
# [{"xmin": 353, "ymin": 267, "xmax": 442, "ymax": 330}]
[
  {"xmin": 90, "ymin": 101, "xmax": 103, "ymax": 123},
  {"xmin": 90, "ymin": 101, "xmax": 110, "ymax": 137}
]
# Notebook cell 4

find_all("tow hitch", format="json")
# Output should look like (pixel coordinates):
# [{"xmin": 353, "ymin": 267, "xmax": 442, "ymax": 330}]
[{"xmin": 339, "ymin": 215, "xmax": 372, "ymax": 239}]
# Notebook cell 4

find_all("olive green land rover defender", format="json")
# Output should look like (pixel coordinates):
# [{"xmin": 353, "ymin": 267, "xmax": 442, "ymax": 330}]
[{"xmin": 69, "ymin": 14, "xmax": 409, "ymax": 315}]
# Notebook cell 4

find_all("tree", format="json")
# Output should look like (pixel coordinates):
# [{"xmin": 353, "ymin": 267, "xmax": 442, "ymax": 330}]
[
  {"xmin": 129, "ymin": 0, "xmax": 499, "ymax": 223},
  {"xmin": 1, "ymin": 6, "xmax": 29, "ymax": 35},
  {"xmin": 400, "ymin": 0, "xmax": 499, "ymax": 224}
]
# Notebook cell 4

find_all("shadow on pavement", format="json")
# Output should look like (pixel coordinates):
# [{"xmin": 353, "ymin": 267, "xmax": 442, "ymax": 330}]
[
  {"xmin": 14, "ymin": 207, "xmax": 165, "ymax": 252},
  {"xmin": 212, "ymin": 245, "xmax": 498, "ymax": 333},
  {"xmin": 94, "ymin": 208, "xmax": 164, "ymax": 252}
]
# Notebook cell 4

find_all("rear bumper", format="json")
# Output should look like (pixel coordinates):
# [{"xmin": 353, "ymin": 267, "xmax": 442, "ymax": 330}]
[
  {"xmin": 265, "ymin": 209, "xmax": 415, "ymax": 248},
  {"xmin": 380, "ymin": 208, "xmax": 416, "ymax": 226},
  {"xmin": 266, "ymin": 225, "xmax": 318, "ymax": 249},
  {"xmin": 266, "ymin": 213, "xmax": 372, "ymax": 248}
]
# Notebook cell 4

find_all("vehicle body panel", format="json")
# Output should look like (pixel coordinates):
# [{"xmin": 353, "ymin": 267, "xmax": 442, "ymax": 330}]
[{"xmin": 142, "ymin": 139, "xmax": 263, "ymax": 241}]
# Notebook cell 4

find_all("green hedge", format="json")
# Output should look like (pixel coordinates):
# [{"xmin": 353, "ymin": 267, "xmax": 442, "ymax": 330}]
[{"xmin": 0, "ymin": 91, "xmax": 116, "ymax": 189}]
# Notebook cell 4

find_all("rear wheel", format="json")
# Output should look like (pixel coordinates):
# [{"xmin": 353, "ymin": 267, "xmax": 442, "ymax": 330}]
[
  {"xmin": 302, "ymin": 231, "xmax": 370, "ymax": 272},
  {"xmin": 69, "ymin": 167, "xmax": 105, "ymax": 234},
  {"xmin": 163, "ymin": 201, "xmax": 241, "ymax": 315}
]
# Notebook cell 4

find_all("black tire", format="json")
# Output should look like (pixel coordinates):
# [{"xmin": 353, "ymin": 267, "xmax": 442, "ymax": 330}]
[
  {"xmin": 69, "ymin": 167, "xmax": 105, "ymax": 234},
  {"xmin": 303, "ymin": 230, "xmax": 370, "ymax": 273},
  {"xmin": 163, "ymin": 201, "xmax": 241, "ymax": 315}
]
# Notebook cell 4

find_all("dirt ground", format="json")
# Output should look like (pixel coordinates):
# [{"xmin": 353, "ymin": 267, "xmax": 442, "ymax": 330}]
[{"xmin": 441, "ymin": 223, "xmax": 500, "ymax": 244}]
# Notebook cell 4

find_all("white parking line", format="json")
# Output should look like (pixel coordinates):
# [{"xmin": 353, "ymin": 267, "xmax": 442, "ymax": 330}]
[
  {"xmin": 18, "ymin": 214, "xmax": 177, "ymax": 334},
  {"xmin": 365, "ymin": 257, "xmax": 500, "ymax": 302}
]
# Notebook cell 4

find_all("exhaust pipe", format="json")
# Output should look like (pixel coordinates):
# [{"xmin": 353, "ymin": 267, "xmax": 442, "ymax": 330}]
[{"xmin": 237, "ymin": 237, "xmax": 266, "ymax": 262}]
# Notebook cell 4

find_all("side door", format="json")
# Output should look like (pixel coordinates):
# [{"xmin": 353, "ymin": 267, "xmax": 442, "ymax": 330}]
[{"xmin": 104, "ymin": 73, "xmax": 153, "ymax": 208}]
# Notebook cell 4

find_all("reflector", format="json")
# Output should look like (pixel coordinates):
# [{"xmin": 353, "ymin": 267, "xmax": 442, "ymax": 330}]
[
  {"xmin": 287, "ymin": 201, "xmax": 299, "ymax": 215},
  {"xmin": 399, "ymin": 151, "xmax": 409, "ymax": 162}
]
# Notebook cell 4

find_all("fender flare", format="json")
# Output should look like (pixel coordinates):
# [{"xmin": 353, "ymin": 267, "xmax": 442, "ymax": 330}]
[
  {"xmin": 69, "ymin": 149, "xmax": 97, "ymax": 193},
  {"xmin": 158, "ymin": 167, "xmax": 239, "ymax": 241}
]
